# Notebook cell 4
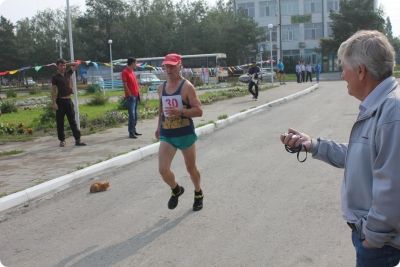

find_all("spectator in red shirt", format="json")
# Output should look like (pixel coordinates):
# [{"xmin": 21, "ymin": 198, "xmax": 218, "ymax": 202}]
[{"xmin": 121, "ymin": 57, "xmax": 141, "ymax": 138}]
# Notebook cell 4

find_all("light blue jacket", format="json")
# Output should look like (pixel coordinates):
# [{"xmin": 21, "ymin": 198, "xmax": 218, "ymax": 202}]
[{"xmin": 311, "ymin": 77, "xmax": 400, "ymax": 249}]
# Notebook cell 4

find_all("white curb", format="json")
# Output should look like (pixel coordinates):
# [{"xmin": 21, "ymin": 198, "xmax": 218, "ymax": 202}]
[{"xmin": 0, "ymin": 84, "xmax": 318, "ymax": 213}]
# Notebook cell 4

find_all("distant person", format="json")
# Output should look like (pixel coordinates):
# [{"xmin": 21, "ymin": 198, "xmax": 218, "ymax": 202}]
[
  {"xmin": 155, "ymin": 53, "xmax": 204, "ymax": 211},
  {"xmin": 51, "ymin": 58, "xmax": 86, "ymax": 147},
  {"xmin": 122, "ymin": 57, "xmax": 141, "ymax": 139},
  {"xmin": 277, "ymin": 59, "xmax": 286, "ymax": 85},
  {"xmin": 295, "ymin": 61, "xmax": 302, "ymax": 83},
  {"xmin": 247, "ymin": 61, "xmax": 260, "ymax": 100},
  {"xmin": 305, "ymin": 63, "xmax": 313, "ymax": 82},
  {"xmin": 300, "ymin": 61, "xmax": 306, "ymax": 82},
  {"xmin": 280, "ymin": 30, "xmax": 400, "ymax": 267},
  {"xmin": 314, "ymin": 63, "xmax": 321, "ymax": 83}
]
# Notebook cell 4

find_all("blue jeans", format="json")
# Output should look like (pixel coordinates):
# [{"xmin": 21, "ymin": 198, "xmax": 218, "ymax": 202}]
[
  {"xmin": 127, "ymin": 96, "xmax": 138, "ymax": 136},
  {"xmin": 352, "ymin": 230, "xmax": 400, "ymax": 267}
]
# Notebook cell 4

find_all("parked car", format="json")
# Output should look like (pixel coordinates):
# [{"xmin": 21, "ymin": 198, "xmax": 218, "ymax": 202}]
[
  {"xmin": 87, "ymin": 76, "xmax": 105, "ymax": 88},
  {"xmin": 136, "ymin": 72, "xmax": 164, "ymax": 92},
  {"xmin": 238, "ymin": 67, "xmax": 277, "ymax": 83},
  {"xmin": 24, "ymin": 77, "xmax": 36, "ymax": 86}
]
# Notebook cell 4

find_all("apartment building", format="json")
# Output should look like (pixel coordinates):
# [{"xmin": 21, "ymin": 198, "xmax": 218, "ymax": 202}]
[{"xmin": 235, "ymin": 0, "xmax": 378, "ymax": 72}]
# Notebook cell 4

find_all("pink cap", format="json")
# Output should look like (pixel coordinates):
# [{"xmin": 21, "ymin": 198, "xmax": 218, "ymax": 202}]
[{"xmin": 162, "ymin": 53, "xmax": 182, "ymax": 65}]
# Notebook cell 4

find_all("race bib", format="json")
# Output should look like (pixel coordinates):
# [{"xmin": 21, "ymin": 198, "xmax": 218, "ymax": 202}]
[{"xmin": 162, "ymin": 95, "xmax": 183, "ymax": 117}]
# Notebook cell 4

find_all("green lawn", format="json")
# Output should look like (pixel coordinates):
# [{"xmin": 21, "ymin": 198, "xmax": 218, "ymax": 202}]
[
  {"xmin": 1, "ymin": 108, "xmax": 43, "ymax": 126},
  {"xmin": 1, "ymin": 102, "xmax": 121, "ymax": 127}
]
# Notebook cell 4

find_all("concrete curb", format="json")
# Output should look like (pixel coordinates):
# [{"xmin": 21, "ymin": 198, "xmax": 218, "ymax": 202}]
[{"xmin": 0, "ymin": 84, "xmax": 318, "ymax": 213}]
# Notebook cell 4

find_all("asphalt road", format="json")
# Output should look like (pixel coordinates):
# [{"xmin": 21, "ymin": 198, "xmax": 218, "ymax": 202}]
[{"xmin": 0, "ymin": 81, "xmax": 360, "ymax": 267}]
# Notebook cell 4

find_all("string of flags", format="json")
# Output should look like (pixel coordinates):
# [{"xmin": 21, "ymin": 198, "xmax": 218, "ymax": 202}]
[{"xmin": 0, "ymin": 59, "xmax": 275, "ymax": 77}]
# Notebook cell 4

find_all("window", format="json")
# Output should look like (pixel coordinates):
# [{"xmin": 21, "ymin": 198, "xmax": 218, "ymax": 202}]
[
  {"xmin": 238, "ymin": 2, "xmax": 255, "ymax": 17},
  {"xmin": 281, "ymin": 0, "xmax": 299, "ymax": 16},
  {"xmin": 304, "ymin": 49, "xmax": 318, "ymax": 64},
  {"xmin": 304, "ymin": 23, "xmax": 323, "ymax": 40},
  {"xmin": 282, "ymin": 25, "xmax": 299, "ymax": 41},
  {"xmin": 259, "ymin": 0, "xmax": 277, "ymax": 17},
  {"xmin": 304, "ymin": 0, "xmax": 322, "ymax": 13},
  {"xmin": 327, "ymin": 0, "xmax": 340, "ymax": 12}
]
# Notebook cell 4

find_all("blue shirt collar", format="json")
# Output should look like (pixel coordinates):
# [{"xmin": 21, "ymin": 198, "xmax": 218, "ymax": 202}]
[{"xmin": 359, "ymin": 76, "xmax": 397, "ymax": 115}]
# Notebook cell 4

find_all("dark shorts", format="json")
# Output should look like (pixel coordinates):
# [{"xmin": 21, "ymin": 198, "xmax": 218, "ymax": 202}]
[
  {"xmin": 160, "ymin": 134, "xmax": 197, "ymax": 150},
  {"xmin": 278, "ymin": 70, "xmax": 284, "ymax": 74}
]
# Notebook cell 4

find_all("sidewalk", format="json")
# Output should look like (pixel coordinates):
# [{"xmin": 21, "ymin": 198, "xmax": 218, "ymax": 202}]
[{"xmin": 0, "ymin": 82, "xmax": 315, "ymax": 198}]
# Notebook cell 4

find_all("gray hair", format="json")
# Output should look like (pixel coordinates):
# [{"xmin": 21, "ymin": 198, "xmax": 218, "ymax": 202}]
[{"xmin": 337, "ymin": 30, "xmax": 395, "ymax": 80}]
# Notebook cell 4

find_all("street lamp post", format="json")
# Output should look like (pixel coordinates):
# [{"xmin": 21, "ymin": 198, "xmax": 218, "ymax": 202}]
[
  {"xmin": 55, "ymin": 34, "xmax": 62, "ymax": 58},
  {"xmin": 259, "ymin": 46, "xmax": 264, "ymax": 80},
  {"xmin": 108, "ymin": 39, "xmax": 113, "ymax": 92},
  {"xmin": 268, "ymin": 23, "xmax": 274, "ymax": 85},
  {"xmin": 66, "ymin": 0, "xmax": 80, "ymax": 129}
]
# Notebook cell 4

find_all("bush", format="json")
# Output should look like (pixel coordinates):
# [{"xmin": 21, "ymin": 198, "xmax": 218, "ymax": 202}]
[
  {"xmin": 86, "ymin": 84, "xmax": 101, "ymax": 94},
  {"xmin": 6, "ymin": 90, "xmax": 17, "ymax": 98},
  {"xmin": 32, "ymin": 104, "xmax": 56, "ymax": 130},
  {"xmin": 0, "ymin": 122, "xmax": 33, "ymax": 136},
  {"xmin": 87, "ymin": 92, "xmax": 109, "ymax": 106},
  {"xmin": 90, "ymin": 111, "xmax": 127, "ymax": 127},
  {"xmin": 0, "ymin": 99, "xmax": 18, "ymax": 113},
  {"xmin": 29, "ymin": 86, "xmax": 41, "ymax": 95},
  {"xmin": 117, "ymin": 97, "xmax": 128, "ymax": 110}
]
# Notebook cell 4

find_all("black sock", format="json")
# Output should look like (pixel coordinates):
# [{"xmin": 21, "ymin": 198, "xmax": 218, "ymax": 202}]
[
  {"xmin": 172, "ymin": 184, "xmax": 181, "ymax": 194},
  {"xmin": 195, "ymin": 189, "xmax": 203, "ymax": 196}
]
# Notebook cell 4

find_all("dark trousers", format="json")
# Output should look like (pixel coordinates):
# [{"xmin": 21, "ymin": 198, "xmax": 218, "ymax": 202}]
[
  {"xmin": 306, "ymin": 71, "xmax": 312, "ymax": 82},
  {"xmin": 351, "ymin": 230, "xmax": 400, "ymax": 267},
  {"xmin": 248, "ymin": 81, "xmax": 258, "ymax": 99},
  {"xmin": 56, "ymin": 98, "xmax": 81, "ymax": 142},
  {"xmin": 296, "ymin": 72, "xmax": 302, "ymax": 83},
  {"xmin": 127, "ymin": 96, "xmax": 139, "ymax": 136},
  {"xmin": 301, "ymin": 71, "xmax": 306, "ymax": 82}
]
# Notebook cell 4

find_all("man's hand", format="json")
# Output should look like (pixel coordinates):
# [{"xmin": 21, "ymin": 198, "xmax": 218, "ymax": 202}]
[
  {"xmin": 164, "ymin": 107, "xmax": 181, "ymax": 117},
  {"xmin": 362, "ymin": 239, "xmax": 378, "ymax": 249},
  {"xmin": 52, "ymin": 103, "xmax": 58, "ymax": 111},
  {"xmin": 280, "ymin": 128, "xmax": 312, "ymax": 151}
]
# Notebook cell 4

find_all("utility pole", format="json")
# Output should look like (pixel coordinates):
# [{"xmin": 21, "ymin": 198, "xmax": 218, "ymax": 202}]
[
  {"xmin": 66, "ymin": 0, "xmax": 80, "ymax": 129},
  {"xmin": 278, "ymin": 0, "xmax": 282, "ymax": 60}
]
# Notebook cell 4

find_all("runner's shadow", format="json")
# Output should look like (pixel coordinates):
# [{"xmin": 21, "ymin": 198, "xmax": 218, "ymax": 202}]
[{"xmin": 56, "ymin": 210, "xmax": 192, "ymax": 267}]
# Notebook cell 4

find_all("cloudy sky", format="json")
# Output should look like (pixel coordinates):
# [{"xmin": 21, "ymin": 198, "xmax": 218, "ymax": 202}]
[{"xmin": 0, "ymin": 0, "xmax": 399, "ymax": 36}]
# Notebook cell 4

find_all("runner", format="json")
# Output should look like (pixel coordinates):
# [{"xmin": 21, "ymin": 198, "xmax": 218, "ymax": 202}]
[{"xmin": 155, "ymin": 53, "xmax": 204, "ymax": 211}]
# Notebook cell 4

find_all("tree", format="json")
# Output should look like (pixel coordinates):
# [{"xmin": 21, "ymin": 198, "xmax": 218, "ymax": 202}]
[
  {"xmin": 0, "ymin": 16, "xmax": 19, "ymax": 71},
  {"xmin": 201, "ymin": 0, "xmax": 266, "ymax": 65},
  {"xmin": 320, "ymin": 0, "xmax": 385, "ymax": 56},
  {"xmin": 79, "ymin": 0, "xmax": 126, "ymax": 61},
  {"xmin": 385, "ymin": 17, "xmax": 393, "ymax": 40}
]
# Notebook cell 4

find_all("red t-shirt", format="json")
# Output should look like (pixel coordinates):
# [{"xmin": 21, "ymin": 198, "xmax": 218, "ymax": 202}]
[{"xmin": 121, "ymin": 67, "xmax": 140, "ymax": 97}]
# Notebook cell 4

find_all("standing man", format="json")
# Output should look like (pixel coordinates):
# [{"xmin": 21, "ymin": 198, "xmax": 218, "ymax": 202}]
[
  {"xmin": 295, "ymin": 61, "xmax": 302, "ymax": 83},
  {"xmin": 155, "ymin": 53, "xmax": 204, "ymax": 211},
  {"xmin": 314, "ymin": 62, "xmax": 321, "ymax": 83},
  {"xmin": 122, "ymin": 57, "xmax": 141, "ymax": 139},
  {"xmin": 280, "ymin": 30, "xmax": 400, "ymax": 266},
  {"xmin": 277, "ymin": 59, "xmax": 286, "ymax": 85},
  {"xmin": 247, "ymin": 61, "xmax": 260, "ymax": 100},
  {"xmin": 305, "ymin": 62, "xmax": 313, "ymax": 82},
  {"xmin": 300, "ymin": 61, "xmax": 306, "ymax": 82},
  {"xmin": 51, "ymin": 59, "xmax": 86, "ymax": 147}
]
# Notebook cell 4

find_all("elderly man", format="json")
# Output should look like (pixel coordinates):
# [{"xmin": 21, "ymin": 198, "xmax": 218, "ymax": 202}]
[{"xmin": 280, "ymin": 30, "xmax": 400, "ymax": 266}]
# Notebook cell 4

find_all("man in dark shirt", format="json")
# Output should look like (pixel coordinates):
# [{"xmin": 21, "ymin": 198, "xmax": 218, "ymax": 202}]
[
  {"xmin": 247, "ymin": 61, "xmax": 260, "ymax": 100},
  {"xmin": 51, "ymin": 58, "xmax": 86, "ymax": 147}
]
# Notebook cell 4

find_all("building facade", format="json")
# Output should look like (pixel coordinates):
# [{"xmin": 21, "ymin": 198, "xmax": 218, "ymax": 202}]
[{"xmin": 235, "ymin": 0, "xmax": 378, "ymax": 72}]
